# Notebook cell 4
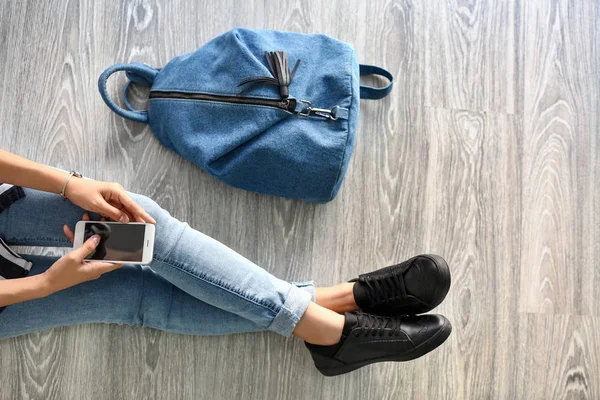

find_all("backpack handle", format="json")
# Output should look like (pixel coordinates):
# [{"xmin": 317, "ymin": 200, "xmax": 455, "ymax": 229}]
[
  {"xmin": 98, "ymin": 63, "xmax": 158, "ymax": 123},
  {"xmin": 359, "ymin": 64, "xmax": 394, "ymax": 100}
]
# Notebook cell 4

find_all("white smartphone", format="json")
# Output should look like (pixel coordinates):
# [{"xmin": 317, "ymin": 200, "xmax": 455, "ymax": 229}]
[{"xmin": 73, "ymin": 221, "xmax": 155, "ymax": 265}]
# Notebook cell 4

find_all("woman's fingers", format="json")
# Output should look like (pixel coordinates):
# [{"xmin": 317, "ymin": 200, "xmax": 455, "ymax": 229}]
[
  {"xmin": 115, "ymin": 189, "xmax": 156, "ymax": 224},
  {"xmin": 71, "ymin": 234, "xmax": 101, "ymax": 260},
  {"xmin": 108, "ymin": 200, "xmax": 135, "ymax": 223},
  {"xmin": 86, "ymin": 262, "xmax": 123, "ymax": 276},
  {"xmin": 63, "ymin": 225, "xmax": 74, "ymax": 243},
  {"xmin": 64, "ymin": 213, "xmax": 94, "ymax": 244},
  {"xmin": 99, "ymin": 200, "xmax": 129, "ymax": 223}
]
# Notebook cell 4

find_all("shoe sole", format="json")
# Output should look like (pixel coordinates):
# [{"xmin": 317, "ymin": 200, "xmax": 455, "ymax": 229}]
[{"xmin": 316, "ymin": 317, "xmax": 452, "ymax": 377}]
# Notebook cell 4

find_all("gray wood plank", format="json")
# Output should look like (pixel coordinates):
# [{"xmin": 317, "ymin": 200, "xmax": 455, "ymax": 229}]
[
  {"xmin": 417, "ymin": 107, "xmax": 521, "ymax": 400},
  {"xmin": 413, "ymin": 0, "xmax": 522, "ymax": 114},
  {"xmin": 518, "ymin": 0, "xmax": 599, "ymax": 316},
  {"xmin": 515, "ymin": 314, "xmax": 600, "ymax": 399}
]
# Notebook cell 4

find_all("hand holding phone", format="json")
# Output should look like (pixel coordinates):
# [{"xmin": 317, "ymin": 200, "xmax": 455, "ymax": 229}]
[{"xmin": 42, "ymin": 235, "xmax": 123, "ymax": 295}]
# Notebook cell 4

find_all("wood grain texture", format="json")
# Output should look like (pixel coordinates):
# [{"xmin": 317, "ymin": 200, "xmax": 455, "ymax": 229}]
[
  {"xmin": 518, "ymin": 0, "xmax": 599, "ymax": 316},
  {"xmin": 420, "ymin": 108, "xmax": 521, "ymax": 400},
  {"xmin": 515, "ymin": 314, "xmax": 600, "ymax": 400},
  {"xmin": 414, "ymin": 0, "xmax": 521, "ymax": 114},
  {"xmin": 0, "ymin": 0, "xmax": 598, "ymax": 399}
]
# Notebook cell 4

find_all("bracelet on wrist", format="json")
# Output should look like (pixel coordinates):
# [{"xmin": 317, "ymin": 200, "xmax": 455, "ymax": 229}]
[{"xmin": 60, "ymin": 170, "xmax": 83, "ymax": 200}]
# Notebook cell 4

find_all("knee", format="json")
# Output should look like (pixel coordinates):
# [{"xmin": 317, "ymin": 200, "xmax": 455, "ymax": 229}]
[
  {"xmin": 129, "ymin": 193, "xmax": 165, "ymax": 221},
  {"xmin": 129, "ymin": 193, "xmax": 181, "ymax": 229},
  {"xmin": 128, "ymin": 193, "xmax": 186, "ymax": 260}
]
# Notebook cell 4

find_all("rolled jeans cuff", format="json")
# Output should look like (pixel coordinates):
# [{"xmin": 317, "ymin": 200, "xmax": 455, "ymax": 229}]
[
  {"xmin": 267, "ymin": 281, "xmax": 314, "ymax": 337},
  {"xmin": 293, "ymin": 280, "xmax": 316, "ymax": 302}
]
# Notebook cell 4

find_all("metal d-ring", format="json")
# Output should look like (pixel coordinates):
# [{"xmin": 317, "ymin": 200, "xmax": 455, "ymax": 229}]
[
  {"xmin": 329, "ymin": 105, "xmax": 340, "ymax": 121},
  {"xmin": 298, "ymin": 100, "xmax": 312, "ymax": 117},
  {"xmin": 298, "ymin": 100, "xmax": 340, "ymax": 120}
]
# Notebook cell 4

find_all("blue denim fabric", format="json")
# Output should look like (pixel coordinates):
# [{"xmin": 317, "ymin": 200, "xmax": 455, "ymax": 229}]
[
  {"xmin": 0, "ymin": 189, "xmax": 315, "ymax": 339},
  {"xmin": 99, "ymin": 29, "xmax": 396, "ymax": 202}
]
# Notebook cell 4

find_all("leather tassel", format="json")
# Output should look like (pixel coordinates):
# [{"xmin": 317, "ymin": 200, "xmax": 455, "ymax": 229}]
[{"xmin": 238, "ymin": 51, "xmax": 301, "ymax": 98}]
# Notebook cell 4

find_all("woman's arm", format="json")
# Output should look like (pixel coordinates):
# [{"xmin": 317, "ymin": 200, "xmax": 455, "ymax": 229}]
[
  {"xmin": 0, "ymin": 149, "xmax": 155, "ymax": 223},
  {"xmin": 0, "ymin": 150, "xmax": 153, "ymax": 306},
  {"xmin": 0, "ymin": 232, "xmax": 122, "ymax": 307},
  {"xmin": 0, "ymin": 149, "xmax": 70, "ymax": 195},
  {"xmin": 0, "ymin": 275, "xmax": 49, "ymax": 307}
]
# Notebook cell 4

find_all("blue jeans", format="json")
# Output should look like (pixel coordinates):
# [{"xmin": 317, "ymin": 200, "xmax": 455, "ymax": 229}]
[{"xmin": 0, "ymin": 189, "xmax": 315, "ymax": 339}]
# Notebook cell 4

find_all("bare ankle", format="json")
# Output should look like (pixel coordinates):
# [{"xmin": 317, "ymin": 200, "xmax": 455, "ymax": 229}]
[
  {"xmin": 293, "ymin": 303, "xmax": 345, "ymax": 345},
  {"xmin": 315, "ymin": 283, "xmax": 358, "ymax": 313}
]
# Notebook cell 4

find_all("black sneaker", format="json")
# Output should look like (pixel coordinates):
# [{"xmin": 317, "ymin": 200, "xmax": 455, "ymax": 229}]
[
  {"xmin": 351, "ymin": 254, "xmax": 451, "ymax": 315},
  {"xmin": 305, "ymin": 312, "xmax": 452, "ymax": 376}
]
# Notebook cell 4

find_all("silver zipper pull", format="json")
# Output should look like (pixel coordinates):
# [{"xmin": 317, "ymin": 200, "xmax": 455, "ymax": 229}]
[{"xmin": 298, "ymin": 100, "xmax": 340, "ymax": 120}]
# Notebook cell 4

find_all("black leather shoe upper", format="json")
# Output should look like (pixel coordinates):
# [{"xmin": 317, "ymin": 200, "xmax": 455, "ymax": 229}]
[
  {"xmin": 305, "ymin": 312, "xmax": 452, "ymax": 376},
  {"xmin": 352, "ymin": 254, "xmax": 451, "ymax": 315}
]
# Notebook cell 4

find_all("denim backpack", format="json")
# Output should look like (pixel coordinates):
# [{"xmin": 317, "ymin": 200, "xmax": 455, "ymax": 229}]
[{"xmin": 99, "ymin": 28, "xmax": 393, "ymax": 202}]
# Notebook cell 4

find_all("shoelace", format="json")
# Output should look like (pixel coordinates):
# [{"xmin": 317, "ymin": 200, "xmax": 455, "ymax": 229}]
[
  {"xmin": 361, "ymin": 268, "xmax": 408, "ymax": 307},
  {"xmin": 355, "ymin": 313, "xmax": 403, "ymax": 337}
]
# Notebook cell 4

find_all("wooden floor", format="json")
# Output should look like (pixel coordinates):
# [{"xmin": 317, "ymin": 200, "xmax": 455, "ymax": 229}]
[{"xmin": 1, "ymin": 0, "xmax": 598, "ymax": 399}]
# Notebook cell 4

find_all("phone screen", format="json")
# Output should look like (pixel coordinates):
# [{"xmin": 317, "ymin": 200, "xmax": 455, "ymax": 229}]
[{"xmin": 84, "ymin": 222, "xmax": 145, "ymax": 262}]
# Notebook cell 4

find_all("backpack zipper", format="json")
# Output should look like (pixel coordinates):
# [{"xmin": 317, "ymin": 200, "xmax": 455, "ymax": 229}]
[{"xmin": 149, "ymin": 91, "xmax": 296, "ymax": 113}]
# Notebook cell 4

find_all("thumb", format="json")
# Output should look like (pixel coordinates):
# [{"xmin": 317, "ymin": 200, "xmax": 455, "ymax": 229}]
[{"xmin": 71, "ymin": 234, "xmax": 101, "ymax": 260}]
